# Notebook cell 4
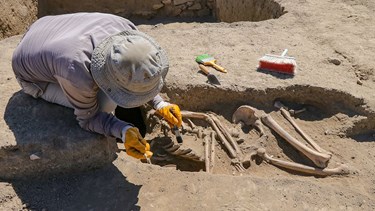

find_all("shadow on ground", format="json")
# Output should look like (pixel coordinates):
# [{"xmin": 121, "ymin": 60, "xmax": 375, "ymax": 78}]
[
  {"xmin": 9, "ymin": 164, "xmax": 141, "ymax": 210},
  {"xmin": 2, "ymin": 91, "xmax": 141, "ymax": 209},
  {"xmin": 1, "ymin": 91, "xmax": 117, "ymax": 179}
]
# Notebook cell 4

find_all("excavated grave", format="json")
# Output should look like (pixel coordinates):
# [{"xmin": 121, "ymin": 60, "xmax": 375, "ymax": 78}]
[{"xmin": 144, "ymin": 85, "xmax": 374, "ymax": 175}]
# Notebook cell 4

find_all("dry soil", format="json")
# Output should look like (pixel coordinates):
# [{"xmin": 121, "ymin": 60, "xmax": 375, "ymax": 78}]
[{"xmin": 1, "ymin": 0, "xmax": 375, "ymax": 210}]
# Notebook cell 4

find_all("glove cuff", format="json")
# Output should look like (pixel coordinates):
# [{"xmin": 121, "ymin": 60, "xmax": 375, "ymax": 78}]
[
  {"xmin": 121, "ymin": 126, "xmax": 134, "ymax": 143},
  {"xmin": 154, "ymin": 100, "xmax": 170, "ymax": 110}
]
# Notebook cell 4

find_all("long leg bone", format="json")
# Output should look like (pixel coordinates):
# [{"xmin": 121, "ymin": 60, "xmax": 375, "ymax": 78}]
[
  {"xmin": 209, "ymin": 114, "xmax": 242, "ymax": 156},
  {"xmin": 279, "ymin": 107, "xmax": 331, "ymax": 155},
  {"xmin": 261, "ymin": 114, "xmax": 331, "ymax": 168},
  {"xmin": 257, "ymin": 148, "xmax": 350, "ymax": 176},
  {"xmin": 210, "ymin": 114, "xmax": 249, "ymax": 171}
]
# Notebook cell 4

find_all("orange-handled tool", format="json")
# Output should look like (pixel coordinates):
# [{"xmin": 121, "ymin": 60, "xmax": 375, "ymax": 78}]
[{"xmin": 196, "ymin": 54, "xmax": 227, "ymax": 73}]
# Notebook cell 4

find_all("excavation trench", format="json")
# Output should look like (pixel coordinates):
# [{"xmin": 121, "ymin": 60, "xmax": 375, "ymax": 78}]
[
  {"xmin": 145, "ymin": 85, "xmax": 374, "ymax": 174},
  {"xmin": 37, "ymin": 0, "xmax": 286, "ymax": 23},
  {"xmin": 2, "ymin": 85, "xmax": 373, "ymax": 179}
]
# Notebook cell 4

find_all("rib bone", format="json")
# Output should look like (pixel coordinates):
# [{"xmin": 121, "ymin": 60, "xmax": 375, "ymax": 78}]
[
  {"xmin": 261, "ymin": 114, "xmax": 331, "ymax": 168},
  {"xmin": 257, "ymin": 148, "xmax": 350, "ymax": 176},
  {"xmin": 162, "ymin": 140, "xmax": 201, "ymax": 161}
]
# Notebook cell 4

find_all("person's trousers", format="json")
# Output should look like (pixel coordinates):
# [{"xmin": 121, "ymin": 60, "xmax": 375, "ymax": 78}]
[{"xmin": 16, "ymin": 79, "xmax": 146, "ymax": 137}]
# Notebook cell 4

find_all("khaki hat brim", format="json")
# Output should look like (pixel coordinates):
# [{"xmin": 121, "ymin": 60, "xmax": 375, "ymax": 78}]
[{"xmin": 91, "ymin": 30, "xmax": 169, "ymax": 108}]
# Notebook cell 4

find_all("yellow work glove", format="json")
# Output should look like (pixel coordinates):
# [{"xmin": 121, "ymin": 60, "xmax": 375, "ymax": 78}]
[
  {"xmin": 124, "ymin": 127, "xmax": 153, "ymax": 159},
  {"xmin": 156, "ymin": 104, "xmax": 182, "ymax": 128}
]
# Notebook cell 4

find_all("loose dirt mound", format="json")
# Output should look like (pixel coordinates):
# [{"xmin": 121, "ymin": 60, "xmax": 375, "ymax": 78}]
[{"xmin": 0, "ymin": 0, "xmax": 37, "ymax": 40}]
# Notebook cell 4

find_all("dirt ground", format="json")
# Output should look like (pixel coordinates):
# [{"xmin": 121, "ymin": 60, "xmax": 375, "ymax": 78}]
[
  {"xmin": 0, "ymin": 0, "xmax": 37, "ymax": 40},
  {"xmin": 1, "ymin": 0, "xmax": 375, "ymax": 210}
]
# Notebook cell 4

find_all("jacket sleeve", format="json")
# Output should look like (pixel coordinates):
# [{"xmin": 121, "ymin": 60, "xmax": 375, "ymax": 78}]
[{"xmin": 56, "ymin": 75, "xmax": 131, "ymax": 140}]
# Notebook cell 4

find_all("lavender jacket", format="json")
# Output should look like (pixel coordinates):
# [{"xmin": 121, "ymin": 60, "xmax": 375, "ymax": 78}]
[{"xmin": 12, "ymin": 13, "xmax": 164, "ymax": 139}]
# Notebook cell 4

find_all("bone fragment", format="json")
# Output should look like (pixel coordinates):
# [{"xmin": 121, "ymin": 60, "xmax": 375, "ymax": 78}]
[
  {"xmin": 274, "ymin": 100, "xmax": 306, "ymax": 115},
  {"xmin": 289, "ymin": 108, "xmax": 307, "ymax": 115},
  {"xmin": 186, "ymin": 118, "xmax": 196, "ymax": 129},
  {"xmin": 279, "ymin": 107, "xmax": 331, "ymax": 155},
  {"xmin": 229, "ymin": 128, "xmax": 240, "ymax": 138},
  {"xmin": 210, "ymin": 131, "xmax": 216, "ymax": 172},
  {"xmin": 261, "ymin": 114, "xmax": 331, "ymax": 168},
  {"xmin": 197, "ymin": 128, "xmax": 203, "ymax": 139},
  {"xmin": 232, "ymin": 105, "xmax": 265, "ymax": 135},
  {"xmin": 231, "ymin": 158, "xmax": 246, "ymax": 172},
  {"xmin": 181, "ymin": 111, "xmax": 237, "ymax": 158},
  {"xmin": 274, "ymin": 101, "xmax": 288, "ymax": 110},
  {"xmin": 204, "ymin": 136, "xmax": 210, "ymax": 173},
  {"xmin": 257, "ymin": 148, "xmax": 350, "ymax": 176}
]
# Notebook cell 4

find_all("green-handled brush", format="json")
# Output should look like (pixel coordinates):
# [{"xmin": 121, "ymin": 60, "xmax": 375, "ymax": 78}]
[{"xmin": 195, "ymin": 54, "xmax": 227, "ymax": 73}]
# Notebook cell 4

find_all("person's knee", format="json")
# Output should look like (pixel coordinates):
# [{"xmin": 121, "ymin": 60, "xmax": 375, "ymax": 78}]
[{"xmin": 16, "ymin": 77, "xmax": 47, "ymax": 99}]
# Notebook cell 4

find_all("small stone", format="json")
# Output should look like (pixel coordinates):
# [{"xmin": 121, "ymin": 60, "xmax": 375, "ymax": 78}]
[
  {"xmin": 173, "ymin": 0, "xmax": 191, "ymax": 6},
  {"xmin": 153, "ymin": 23, "xmax": 163, "ymax": 28},
  {"xmin": 186, "ymin": 1, "xmax": 194, "ymax": 6},
  {"xmin": 7, "ymin": 77, "xmax": 12, "ymax": 80},
  {"xmin": 30, "ymin": 154, "xmax": 41, "ymax": 160},
  {"xmin": 178, "ymin": 4, "xmax": 188, "ymax": 10},
  {"xmin": 162, "ymin": 0, "xmax": 172, "ymax": 4},
  {"xmin": 338, "ymin": 132, "xmax": 346, "ymax": 138},
  {"xmin": 171, "ymin": 8, "xmax": 182, "ymax": 16},
  {"xmin": 351, "ymin": 156, "xmax": 355, "ymax": 159},
  {"xmin": 328, "ymin": 58, "xmax": 341, "ymax": 65},
  {"xmin": 188, "ymin": 3, "xmax": 202, "ymax": 10},
  {"xmin": 357, "ymin": 79, "xmax": 363, "ymax": 85},
  {"xmin": 152, "ymin": 4, "xmax": 164, "ymax": 10},
  {"xmin": 236, "ymin": 139, "xmax": 244, "ymax": 144}
]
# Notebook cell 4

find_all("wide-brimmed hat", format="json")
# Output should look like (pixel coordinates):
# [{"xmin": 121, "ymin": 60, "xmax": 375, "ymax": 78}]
[{"xmin": 91, "ymin": 30, "xmax": 169, "ymax": 108}]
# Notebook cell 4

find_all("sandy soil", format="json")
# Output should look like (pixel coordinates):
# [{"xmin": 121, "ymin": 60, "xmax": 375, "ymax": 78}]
[
  {"xmin": 0, "ymin": 0, "xmax": 37, "ymax": 40},
  {"xmin": 1, "ymin": 0, "xmax": 375, "ymax": 210}
]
